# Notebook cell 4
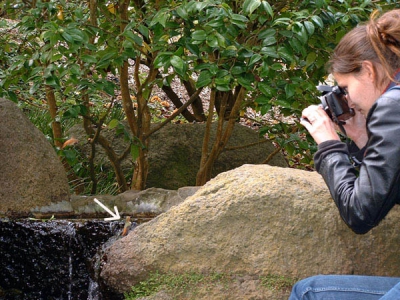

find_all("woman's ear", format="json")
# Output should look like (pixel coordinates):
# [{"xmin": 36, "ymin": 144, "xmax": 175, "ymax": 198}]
[{"xmin": 361, "ymin": 61, "xmax": 377, "ymax": 83}]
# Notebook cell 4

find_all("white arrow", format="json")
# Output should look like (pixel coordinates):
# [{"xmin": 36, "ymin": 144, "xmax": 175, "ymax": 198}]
[{"xmin": 94, "ymin": 198, "xmax": 121, "ymax": 221}]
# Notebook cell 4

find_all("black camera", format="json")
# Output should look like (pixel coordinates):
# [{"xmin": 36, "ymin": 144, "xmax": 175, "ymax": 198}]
[{"xmin": 317, "ymin": 85, "xmax": 355, "ymax": 124}]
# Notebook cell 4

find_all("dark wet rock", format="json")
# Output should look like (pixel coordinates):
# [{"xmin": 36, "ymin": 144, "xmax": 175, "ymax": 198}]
[{"xmin": 0, "ymin": 219, "xmax": 125, "ymax": 300}]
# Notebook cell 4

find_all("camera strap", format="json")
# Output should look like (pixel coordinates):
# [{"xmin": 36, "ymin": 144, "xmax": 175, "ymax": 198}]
[{"xmin": 337, "ymin": 121, "xmax": 349, "ymax": 140}]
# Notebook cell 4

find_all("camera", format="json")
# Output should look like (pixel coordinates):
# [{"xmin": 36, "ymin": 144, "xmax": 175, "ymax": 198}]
[{"xmin": 317, "ymin": 85, "xmax": 355, "ymax": 124}]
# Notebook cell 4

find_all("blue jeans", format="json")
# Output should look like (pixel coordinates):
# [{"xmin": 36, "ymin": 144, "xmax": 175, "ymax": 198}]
[{"xmin": 289, "ymin": 275, "xmax": 400, "ymax": 300}]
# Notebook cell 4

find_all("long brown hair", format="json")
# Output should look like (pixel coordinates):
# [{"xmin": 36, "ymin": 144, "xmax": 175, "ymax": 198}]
[{"xmin": 328, "ymin": 9, "xmax": 400, "ymax": 87}]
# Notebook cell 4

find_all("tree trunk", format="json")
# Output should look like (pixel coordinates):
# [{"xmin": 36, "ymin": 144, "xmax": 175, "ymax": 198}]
[
  {"xmin": 196, "ymin": 87, "xmax": 246, "ymax": 186},
  {"xmin": 45, "ymin": 85, "xmax": 63, "ymax": 149},
  {"xmin": 118, "ymin": 0, "xmax": 156, "ymax": 190},
  {"xmin": 130, "ymin": 61, "xmax": 157, "ymax": 190},
  {"xmin": 81, "ymin": 93, "xmax": 129, "ymax": 192}
]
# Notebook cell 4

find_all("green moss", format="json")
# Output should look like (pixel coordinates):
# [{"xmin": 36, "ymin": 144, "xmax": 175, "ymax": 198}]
[
  {"xmin": 124, "ymin": 271, "xmax": 228, "ymax": 300},
  {"xmin": 124, "ymin": 271, "xmax": 297, "ymax": 299},
  {"xmin": 260, "ymin": 274, "xmax": 298, "ymax": 291}
]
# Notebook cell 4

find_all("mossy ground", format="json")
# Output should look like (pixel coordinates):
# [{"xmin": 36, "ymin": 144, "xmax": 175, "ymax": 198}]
[{"xmin": 124, "ymin": 271, "xmax": 297, "ymax": 300}]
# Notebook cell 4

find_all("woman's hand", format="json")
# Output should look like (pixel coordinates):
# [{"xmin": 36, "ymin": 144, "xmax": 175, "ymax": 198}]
[
  {"xmin": 300, "ymin": 105, "xmax": 340, "ymax": 144},
  {"xmin": 342, "ymin": 112, "xmax": 368, "ymax": 149}
]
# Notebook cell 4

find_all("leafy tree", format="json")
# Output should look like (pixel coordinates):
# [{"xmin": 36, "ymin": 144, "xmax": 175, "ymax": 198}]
[{"xmin": 1, "ymin": 0, "xmax": 398, "ymax": 192}]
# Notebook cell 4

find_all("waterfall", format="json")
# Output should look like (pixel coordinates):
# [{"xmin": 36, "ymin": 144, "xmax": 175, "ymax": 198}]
[{"xmin": 0, "ymin": 219, "xmax": 133, "ymax": 299}]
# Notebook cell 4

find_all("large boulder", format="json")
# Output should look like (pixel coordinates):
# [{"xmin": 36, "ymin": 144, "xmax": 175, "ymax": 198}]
[
  {"xmin": 100, "ymin": 165, "xmax": 400, "ymax": 299},
  {"xmin": 0, "ymin": 98, "xmax": 70, "ymax": 216},
  {"xmin": 67, "ymin": 122, "xmax": 287, "ymax": 190}
]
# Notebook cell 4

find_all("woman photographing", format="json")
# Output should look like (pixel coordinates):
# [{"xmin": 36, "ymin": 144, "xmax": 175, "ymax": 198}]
[{"xmin": 289, "ymin": 9, "xmax": 400, "ymax": 300}]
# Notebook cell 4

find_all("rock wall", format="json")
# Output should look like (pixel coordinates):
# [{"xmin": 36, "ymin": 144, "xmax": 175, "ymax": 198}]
[
  {"xmin": 0, "ymin": 98, "xmax": 70, "ymax": 216},
  {"xmin": 100, "ymin": 165, "xmax": 400, "ymax": 299}
]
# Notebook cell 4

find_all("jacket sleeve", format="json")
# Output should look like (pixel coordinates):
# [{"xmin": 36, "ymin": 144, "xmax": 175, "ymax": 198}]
[{"xmin": 314, "ymin": 95, "xmax": 400, "ymax": 234}]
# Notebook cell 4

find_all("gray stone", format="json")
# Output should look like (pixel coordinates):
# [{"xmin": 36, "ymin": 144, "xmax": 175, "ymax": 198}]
[
  {"xmin": 100, "ymin": 165, "xmax": 400, "ymax": 299},
  {"xmin": 0, "ymin": 98, "xmax": 70, "ymax": 216}
]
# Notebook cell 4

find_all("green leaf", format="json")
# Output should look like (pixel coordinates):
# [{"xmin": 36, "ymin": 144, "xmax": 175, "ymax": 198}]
[
  {"xmin": 81, "ymin": 54, "xmax": 97, "ymax": 64},
  {"xmin": 50, "ymin": 54, "xmax": 63, "ymax": 62},
  {"xmin": 170, "ymin": 55, "xmax": 186, "ymax": 77},
  {"xmin": 194, "ymin": 63, "xmax": 214, "ymax": 72},
  {"xmin": 304, "ymin": 21, "xmax": 315, "ymax": 35},
  {"xmin": 138, "ymin": 25, "xmax": 149, "ymax": 40},
  {"xmin": 215, "ymin": 76, "xmax": 230, "ymax": 86},
  {"xmin": 258, "ymin": 82, "xmax": 274, "ymax": 96},
  {"xmin": 174, "ymin": 47, "xmax": 184, "ymax": 57},
  {"xmin": 275, "ymin": 99, "xmax": 291, "ymax": 108},
  {"xmin": 231, "ymin": 66, "xmax": 246, "ymax": 75},
  {"xmin": 61, "ymin": 31, "xmax": 73, "ymax": 43},
  {"xmin": 64, "ymin": 106, "xmax": 82, "ymax": 119},
  {"xmin": 237, "ymin": 73, "xmax": 255, "ymax": 91},
  {"xmin": 231, "ymin": 14, "xmax": 248, "ymax": 29},
  {"xmin": 315, "ymin": 0, "xmax": 325, "ymax": 9},
  {"xmin": 270, "ymin": 63, "xmax": 283, "ymax": 70},
  {"xmin": 249, "ymin": 54, "xmax": 262, "ymax": 66},
  {"xmin": 260, "ymin": 46, "xmax": 278, "ymax": 58},
  {"xmin": 255, "ymin": 95, "xmax": 271, "ymax": 105},
  {"xmin": 108, "ymin": 119, "xmax": 119, "ymax": 129},
  {"xmin": 262, "ymin": 35, "xmax": 276, "ymax": 46},
  {"xmin": 259, "ymin": 29, "xmax": 276, "ymax": 46},
  {"xmin": 206, "ymin": 18, "xmax": 224, "ymax": 28},
  {"xmin": 185, "ymin": 43, "xmax": 200, "ymax": 57},
  {"xmin": 243, "ymin": 0, "xmax": 261, "ymax": 16},
  {"xmin": 196, "ymin": 70, "xmax": 213, "ymax": 88},
  {"xmin": 65, "ymin": 28, "xmax": 87, "ymax": 44},
  {"xmin": 311, "ymin": 15, "xmax": 323, "ymax": 28},
  {"xmin": 216, "ymin": 69, "xmax": 229, "ymax": 78},
  {"xmin": 192, "ymin": 30, "xmax": 207, "ymax": 42},
  {"xmin": 101, "ymin": 80, "xmax": 116, "ymax": 96},
  {"xmin": 289, "ymin": 38, "xmax": 306, "ymax": 56},
  {"xmin": 98, "ymin": 49, "xmax": 118, "ymax": 62},
  {"xmin": 305, "ymin": 52, "xmax": 317, "ymax": 67},
  {"xmin": 278, "ymin": 45, "xmax": 294, "ymax": 62},
  {"xmin": 214, "ymin": 32, "xmax": 226, "ymax": 48},
  {"xmin": 273, "ymin": 17, "xmax": 291, "ymax": 26},
  {"xmin": 124, "ymin": 31, "xmax": 143, "ymax": 46},
  {"xmin": 207, "ymin": 34, "xmax": 219, "ymax": 48},
  {"xmin": 7, "ymin": 91, "xmax": 18, "ymax": 102},
  {"xmin": 215, "ymin": 73, "xmax": 231, "ymax": 91},
  {"xmin": 45, "ymin": 75, "xmax": 60, "ymax": 87},
  {"xmin": 216, "ymin": 84, "xmax": 231, "ymax": 92},
  {"xmin": 154, "ymin": 52, "xmax": 172, "ymax": 68},
  {"xmin": 285, "ymin": 83, "xmax": 295, "ymax": 99},
  {"xmin": 261, "ymin": 1, "xmax": 274, "ymax": 18},
  {"xmin": 293, "ymin": 22, "xmax": 308, "ymax": 44},
  {"xmin": 186, "ymin": 1, "xmax": 208, "ymax": 13},
  {"xmin": 131, "ymin": 144, "xmax": 140, "ymax": 161},
  {"xmin": 151, "ymin": 8, "xmax": 169, "ymax": 27},
  {"xmin": 176, "ymin": 6, "xmax": 188, "ymax": 19},
  {"xmin": 170, "ymin": 55, "xmax": 184, "ymax": 69},
  {"xmin": 258, "ymin": 28, "xmax": 275, "ymax": 40},
  {"xmin": 341, "ymin": 15, "xmax": 350, "ymax": 25}
]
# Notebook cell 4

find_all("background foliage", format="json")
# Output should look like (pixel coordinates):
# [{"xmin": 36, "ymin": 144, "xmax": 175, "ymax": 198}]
[{"xmin": 1, "ymin": 0, "xmax": 398, "ymax": 194}]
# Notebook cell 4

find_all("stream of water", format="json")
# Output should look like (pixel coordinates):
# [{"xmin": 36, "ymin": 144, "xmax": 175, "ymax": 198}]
[{"xmin": 0, "ymin": 218, "xmax": 133, "ymax": 300}]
